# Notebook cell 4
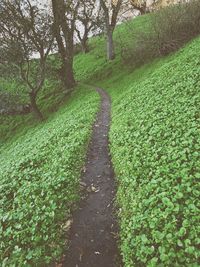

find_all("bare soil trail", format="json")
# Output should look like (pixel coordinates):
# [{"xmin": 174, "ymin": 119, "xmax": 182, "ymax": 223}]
[{"xmin": 64, "ymin": 87, "xmax": 121, "ymax": 267}]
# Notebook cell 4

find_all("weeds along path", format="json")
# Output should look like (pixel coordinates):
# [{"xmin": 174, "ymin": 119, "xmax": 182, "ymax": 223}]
[{"xmin": 64, "ymin": 88, "xmax": 120, "ymax": 267}]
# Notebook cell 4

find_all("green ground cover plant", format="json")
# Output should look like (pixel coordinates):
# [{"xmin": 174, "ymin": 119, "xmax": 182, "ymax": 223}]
[
  {"xmin": 0, "ymin": 86, "xmax": 100, "ymax": 266},
  {"xmin": 71, "ymin": 11, "xmax": 200, "ymax": 266},
  {"xmin": 1, "ymin": 2, "xmax": 200, "ymax": 266},
  {"xmin": 107, "ymin": 38, "xmax": 200, "ymax": 266}
]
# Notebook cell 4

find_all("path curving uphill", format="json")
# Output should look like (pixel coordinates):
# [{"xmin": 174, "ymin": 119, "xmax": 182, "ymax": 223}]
[{"xmin": 64, "ymin": 88, "xmax": 120, "ymax": 267}]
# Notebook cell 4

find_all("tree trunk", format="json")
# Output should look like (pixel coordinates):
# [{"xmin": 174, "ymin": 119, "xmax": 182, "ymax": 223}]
[
  {"xmin": 81, "ymin": 38, "xmax": 89, "ymax": 53},
  {"xmin": 139, "ymin": 7, "xmax": 147, "ymax": 15},
  {"xmin": 61, "ymin": 58, "xmax": 75, "ymax": 89},
  {"xmin": 29, "ymin": 92, "xmax": 43, "ymax": 120},
  {"xmin": 106, "ymin": 28, "xmax": 115, "ymax": 60},
  {"xmin": 52, "ymin": 0, "xmax": 76, "ymax": 90}
]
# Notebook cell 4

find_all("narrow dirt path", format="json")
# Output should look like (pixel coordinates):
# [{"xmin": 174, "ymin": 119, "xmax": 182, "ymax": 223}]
[{"xmin": 64, "ymin": 88, "xmax": 120, "ymax": 267}]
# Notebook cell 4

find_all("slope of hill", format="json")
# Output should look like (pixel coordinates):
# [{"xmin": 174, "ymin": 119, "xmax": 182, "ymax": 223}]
[
  {"xmin": 0, "ymin": 7, "xmax": 199, "ymax": 266},
  {"xmin": 0, "ymin": 87, "xmax": 100, "ymax": 265},
  {"xmin": 106, "ymin": 38, "xmax": 200, "ymax": 266},
  {"xmin": 0, "ymin": 75, "xmax": 65, "ymax": 144},
  {"xmin": 74, "ymin": 14, "xmax": 200, "ymax": 266}
]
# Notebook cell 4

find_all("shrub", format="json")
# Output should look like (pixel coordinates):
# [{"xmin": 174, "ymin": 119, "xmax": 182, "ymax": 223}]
[
  {"xmin": 123, "ymin": 0, "xmax": 200, "ymax": 67},
  {"xmin": 151, "ymin": 0, "xmax": 200, "ymax": 55}
]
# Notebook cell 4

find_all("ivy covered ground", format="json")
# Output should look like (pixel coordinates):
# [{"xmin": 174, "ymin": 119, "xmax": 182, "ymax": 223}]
[
  {"xmin": 0, "ymin": 87, "xmax": 100, "ymax": 266},
  {"xmin": 1, "ymin": 10, "xmax": 200, "ymax": 267},
  {"xmin": 104, "ymin": 38, "xmax": 200, "ymax": 266}
]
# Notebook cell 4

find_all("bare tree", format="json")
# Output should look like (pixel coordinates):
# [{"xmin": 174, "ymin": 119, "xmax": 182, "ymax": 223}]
[
  {"xmin": 130, "ymin": 0, "xmax": 148, "ymax": 14},
  {"xmin": 100, "ymin": 0, "xmax": 123, "ymax": 60},
  {"xmin": 75, "ymin": 0, "xmax": 103, "ymax": 53},
  {"xmin": 129, "ymin": 0, "xmax": 188, "ymax": 13},
  {"xmin": 0, "ymin": 0, "xmax": 54, "ymax": 120},
  {"xmin": 51, "ymin": 0, "xmax": 80, "ymax": 89}
]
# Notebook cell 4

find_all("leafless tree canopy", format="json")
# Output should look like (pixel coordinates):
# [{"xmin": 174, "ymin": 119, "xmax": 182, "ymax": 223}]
[{"xmin": 75, "ymin": 0, "xmax": 103, "ymax": 53}]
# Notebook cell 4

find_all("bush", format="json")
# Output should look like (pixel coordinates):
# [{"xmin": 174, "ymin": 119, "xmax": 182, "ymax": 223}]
[
  {"xmin": 151, "ymin": 0, "xmax": 200, "ymax": 55},
  {"xmin": 123, "ymin": 0, "xmax": 200, "ymax": 67},
  {"xmin": 110, "ymin": 37, "xmax": 200, "ymax": 266}
]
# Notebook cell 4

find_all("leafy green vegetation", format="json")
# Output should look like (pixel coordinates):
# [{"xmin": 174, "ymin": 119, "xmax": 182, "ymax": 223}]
[
  {"xmin": 1, "ymin": 3, "xmax": 200, "ymax": 266},
  {"xmin": 0, "ymin": 86, "xmax": 100, "ymax": 266},
  {"xmin": 73, "ymin": 8, "xmax": 200, "ymax": 267},
  {"xmin": 73, "ymin": 11, "xmax": 200, "ymax": 265},
  {"xmin": 106, "ymin": 38, "xmax": 200, "ymax": 266}
]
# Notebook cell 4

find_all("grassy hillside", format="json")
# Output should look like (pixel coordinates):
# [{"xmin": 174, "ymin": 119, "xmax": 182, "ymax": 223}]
[
  {"xmin": 0, "ymin": 87, "xmax": 100, "ymax": 265},
  {"xmin": 107, "ymin": 39, "xmax": 200, "ymax": 266},
  {"xmin": 0, "ymin": 70, "xmax": 65, "ymax": 144},
  {"xmin": 74, "ymin": 14, "xmax": 200, "ymax": 267},
  {"xmin": 0, "ymin": 7, "xmax": 200, "ymax": 266},
  {"xmin": 74, "ymin": 15, "xmax": 151, "ymax": 84}
]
